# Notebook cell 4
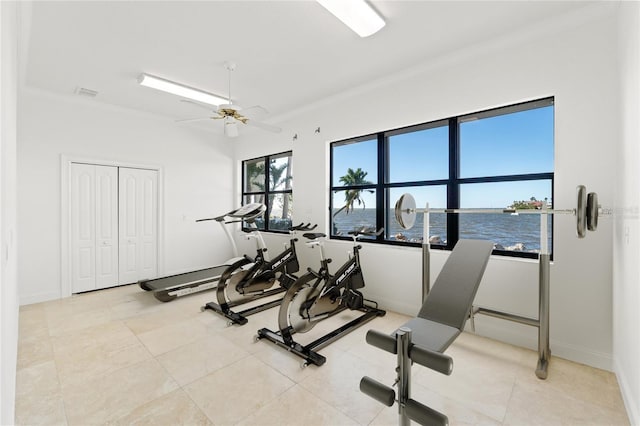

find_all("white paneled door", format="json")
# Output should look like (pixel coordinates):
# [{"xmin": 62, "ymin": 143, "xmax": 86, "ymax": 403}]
[
  {"xmin": 70, "ymin": 163, "xmax": 158, "ymax": 293},
  {"xmin": 118, "ymin": 167, "xmax": 158, "ymax": 285},
  {"xmin": 71, "ymin": 163, "xmax": 118, "ymax": 292}
]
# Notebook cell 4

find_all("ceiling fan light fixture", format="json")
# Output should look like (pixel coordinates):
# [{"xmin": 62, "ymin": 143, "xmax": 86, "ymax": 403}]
[
  {"xmin": 138, "ymin": 73, "xmax": 227, "ymax": 106},
  {"xmin": 316, "ymin": 0, "xmax": 385, "ymax": 38},
  {"xmin": 224, "ymin": 118, "xmax": 239, "ymax": 138}
]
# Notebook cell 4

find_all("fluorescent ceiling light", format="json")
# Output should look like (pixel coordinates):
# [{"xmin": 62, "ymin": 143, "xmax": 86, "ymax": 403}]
[
  {"xmin": 316, "ymin": 0, "xmax": 385, "ymax": 38},
  {"xmin": 138, "ymin": 73, "xmax": 227, "ymax": 106}
]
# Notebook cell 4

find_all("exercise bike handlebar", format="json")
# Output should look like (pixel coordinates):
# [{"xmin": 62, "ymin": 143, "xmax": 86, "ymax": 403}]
[
  {"xmin": 290, "ymin": 223, "xmax": 317, "ymax": 232},
  {"xmin": 302, "ymin": 227, "xmax": 383, "ymax": 242},
  {"xmin": 348, "ymin": 227, "xmax": 384, "ymax": 237}
]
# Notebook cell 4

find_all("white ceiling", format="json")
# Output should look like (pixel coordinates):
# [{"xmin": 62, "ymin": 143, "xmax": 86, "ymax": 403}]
[{"xmin": 22, "ymin": 1, "xmax": 596, "ymax": 125}]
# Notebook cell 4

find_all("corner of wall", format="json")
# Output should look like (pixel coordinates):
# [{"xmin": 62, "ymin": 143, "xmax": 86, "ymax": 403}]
[
  {"xmin": 613, "ymin": 1, "xmax": 640, "ymax": 425},
  {"xmin": 0, "ymin": 1, "xmax": 20, "ymax": 423}
]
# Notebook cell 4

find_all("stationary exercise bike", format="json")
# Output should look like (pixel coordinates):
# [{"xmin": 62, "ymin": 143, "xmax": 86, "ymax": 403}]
[
  {"xmin": 257, "ymin": 227, "xmax": 386, "ymax": 366},
  {"xmin": 202, "ymin": 222, "xmax": 316, "ymax": 325}
]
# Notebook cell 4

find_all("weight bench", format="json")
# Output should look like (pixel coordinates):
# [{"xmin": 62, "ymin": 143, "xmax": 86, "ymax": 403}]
[{"xmin": 360, "ymin": 239, "xmax": 494, "ymax": 426}]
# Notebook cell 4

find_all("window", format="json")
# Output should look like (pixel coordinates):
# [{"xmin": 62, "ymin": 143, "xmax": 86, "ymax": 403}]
[
  {"xmin": 242, "ymin": 151, "xmax": 293, "ymax": 232},
  {"xmin": 330, "ymin": 98, "xmax": 554, "ymax": 258}
]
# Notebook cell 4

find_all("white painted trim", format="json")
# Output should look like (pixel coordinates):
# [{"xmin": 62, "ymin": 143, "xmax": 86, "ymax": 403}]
[
  {"xmin": 60, "ymin": 155, "xmax": 165, "ymax": 298},
  {"xmin": 614, "ymin": 358, "xmax": 639, "ymax": 426},
  {"xmin": 470, "ymin": 318, "xmax": 614, "ymax": 372},
  {"xmin": 19, "ymin": 291, "xmax": 62, "ymax": 306},
  {"xmin": 363, "ymin": 291, "xmax": 615, "ymax": 372}
]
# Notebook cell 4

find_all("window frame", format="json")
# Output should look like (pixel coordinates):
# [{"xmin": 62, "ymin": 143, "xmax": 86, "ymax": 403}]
[
  {"xmin": 242, "ymin": 150, "xmax": 293, "ymax": 234},
  {"xmin": 329, "ymin": 97, "xmax": 554, "ymax": 259}
]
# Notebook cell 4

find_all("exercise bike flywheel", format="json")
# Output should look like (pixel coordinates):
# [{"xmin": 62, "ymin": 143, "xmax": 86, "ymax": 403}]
[
  {"xmin": 225, "ymin": 270, "xmax": 250, "ymax": 303},
  {"xmin": 288, "ymin": 286, "xmax": 317, "ymax": 334}
]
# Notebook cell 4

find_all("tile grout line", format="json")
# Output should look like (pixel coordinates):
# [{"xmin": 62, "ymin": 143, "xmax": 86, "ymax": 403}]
[{"xmin": 44, "ymin": 310, "xmax": 71, "ymax": 426}]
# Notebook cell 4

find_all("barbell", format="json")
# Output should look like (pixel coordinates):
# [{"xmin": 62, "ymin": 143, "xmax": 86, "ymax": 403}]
[{"xmin": 394, "ymin": 185, "xmax": 606, "ymax": 239}]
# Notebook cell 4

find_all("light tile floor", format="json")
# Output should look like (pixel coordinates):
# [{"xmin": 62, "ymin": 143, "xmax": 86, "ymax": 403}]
[{"xmin": 16, "ymin": 284, "xmax": 630, "ymax": 425}]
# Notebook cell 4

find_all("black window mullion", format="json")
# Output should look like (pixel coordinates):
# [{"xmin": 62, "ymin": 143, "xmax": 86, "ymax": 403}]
[
  {"xmin": 264, "ymin": 155, "xmax": 271, "ymax": 230},
  {"xmin": 447, "ymin": 117, "xmax": 460, "ymax": 250},
  {"xmin": 377, "ymin": 133, "xmax": 385, "ymax": 242},
  {"xmin": 457, "ymin": 173, "xmax": 554, "ymax": 185}
]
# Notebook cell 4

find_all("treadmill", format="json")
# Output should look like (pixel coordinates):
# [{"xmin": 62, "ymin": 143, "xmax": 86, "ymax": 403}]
[{"xmin": 138, "ymin": 203, "xmax": 266, "ymax": 302}]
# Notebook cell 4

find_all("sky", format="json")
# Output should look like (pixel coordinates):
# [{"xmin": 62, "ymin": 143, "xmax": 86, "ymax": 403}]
[{"xmin": 332, "ymin": 105, "xmax": 554, "ymax": 209}]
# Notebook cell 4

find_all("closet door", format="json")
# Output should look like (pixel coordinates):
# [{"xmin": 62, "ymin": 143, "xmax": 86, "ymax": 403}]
[
  {"xmin": 119, "ymin": 168, "xmax": 158, "ymax": 284},
  {"xmin": 71, "ymin": 164, "xmax": 96, "ymax": 293},
  {"xmin": 95, "ymin": 166, "xmax": 119, "ymax": 288},
  {"xmin": 71, "ymin": 164, "xmax": 118, "ymax": 293}
]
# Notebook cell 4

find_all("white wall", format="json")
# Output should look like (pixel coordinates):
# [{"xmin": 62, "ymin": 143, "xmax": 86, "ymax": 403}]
[
  {"xmin": 18, "ymin": 89, "xmax": 236, "ymax": 304},
  {"xmin": 235, "ymin": 6, "xmax": 619, "ymax": 371},
  {"xmin": 1, "ymin": 1, "xmax": 19, "ymax": 423},
  {"xmin": 613, "ymin": 2, "xmax": 640, "ymax": 424}
]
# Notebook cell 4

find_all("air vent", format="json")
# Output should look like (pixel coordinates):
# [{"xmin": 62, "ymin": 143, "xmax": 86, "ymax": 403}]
[{"xmin": 74, "ymin": 87, "xmax": 98, "ymax": 98}]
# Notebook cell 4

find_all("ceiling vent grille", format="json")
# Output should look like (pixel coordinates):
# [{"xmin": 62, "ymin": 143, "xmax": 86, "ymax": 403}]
[{"xmin": 75, "ymin": 87, "xmax": 98, "ymax": 98}]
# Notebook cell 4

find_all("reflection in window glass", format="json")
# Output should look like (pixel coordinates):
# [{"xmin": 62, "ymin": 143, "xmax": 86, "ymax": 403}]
[
  {"xmin": 242, "ymin": 151, "xmax": 292, "ymax": 233},
  {"xmin": 269, "ymin": 154, "xmax": 292, "ymax": 191},
  {"xmin": 460, "ymin": 180, "xmax": 552, "ymax": 253},
  {"xmin": 387, "ymin": 186, "xmax": 447, "ymax": 245},
  {"xmin": 243, "ymin": 195, "xmax": 265, "ymax": 230},
  {"xmin": 332, "ymin": 138, "xmax": 377, "ymax": 186},
  {"xmin": 387, "ymin": 125, "xmax": 449, "ymax": 183},
  {"xmin": 460, "ymin": 106, "xmax": 554, "ymax": 178},
  {"xmin": 268, "ymin": 193, "xmax": 293, "ymax": 231},
  {"xmin": 332, "ymin": 189, "xmax": 376, "ymax": 237},
  {"xmin": 244, "ymin": 159, "xmax": 265, "ymax": 192}
]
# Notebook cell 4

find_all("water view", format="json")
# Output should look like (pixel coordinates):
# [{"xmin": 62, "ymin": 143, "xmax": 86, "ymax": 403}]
[{"xmin": 332, "ymin": 208, "xmax": 552, "ymax": 253}]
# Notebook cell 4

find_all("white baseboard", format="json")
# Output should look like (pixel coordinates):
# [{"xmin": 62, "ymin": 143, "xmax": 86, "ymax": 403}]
[
  {"xmin": 369, "ymin": 295, "xmax": 615, "ymax": 372},
  {"xmin": 363, "ymin": 291, "xmax": 420, "ymax": 318},
  {"xmin": 614, "ymin": 358, "xmax": 639, "ymax": 426},
  {"xmin": 469, "ymin": 317, "xmax": 613, "ymax": 371},
  {"xmin": 19, "ymin": 291, "xmax": 61, "ymax": 306}
]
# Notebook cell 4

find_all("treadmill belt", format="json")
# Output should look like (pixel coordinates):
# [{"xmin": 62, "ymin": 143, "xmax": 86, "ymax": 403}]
[{"xmin": 142, "ymin": 264, "xmax": 231, "ymax": 291}]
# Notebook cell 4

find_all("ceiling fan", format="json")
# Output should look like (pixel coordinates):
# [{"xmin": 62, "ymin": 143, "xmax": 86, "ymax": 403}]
[{"xmin": 177, "ymin": 61, "xmax": 281, "ymax": 138}]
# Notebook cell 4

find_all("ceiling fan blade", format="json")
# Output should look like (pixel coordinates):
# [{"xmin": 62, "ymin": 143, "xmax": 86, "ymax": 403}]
[
  {"xmin": 238, "ymin": 105, "xmax": 269, "ymax": 119},
  {"xmin": 175, "ymin": 117, "xmax": 214, "ymax": 123},
  {"xmin": 180, "ymin": 99, "xmax": 215, "ymax": 112},
  {"xmin": 176, "ymin": 114, "xmax": 225, "ymax": 123},
  {"xmin": 245, "ymin": 119, "xmax": 282, "ymax": 133}
]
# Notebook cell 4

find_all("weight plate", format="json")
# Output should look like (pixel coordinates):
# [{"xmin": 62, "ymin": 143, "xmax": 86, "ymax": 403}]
[
  {"xmin": 576, "ymin": 185, "xmax": 587, "ymax": 238},
  {"xmin": 587, "ymin": 192, "xmax": 598, "ymax": 232},
  {"xmin": 395, "ymin": 193, "xmax": 417, "ymax": 230}
]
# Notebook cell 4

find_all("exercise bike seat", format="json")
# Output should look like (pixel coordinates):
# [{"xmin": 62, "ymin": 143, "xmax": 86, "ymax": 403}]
[{"xmin": 303, "ymin": 232, "xmax": 326, "ymax": 240}]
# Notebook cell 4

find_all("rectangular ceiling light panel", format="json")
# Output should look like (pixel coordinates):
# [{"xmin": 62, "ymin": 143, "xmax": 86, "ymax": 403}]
[
  {"xmin": 138, "ymin": 73, "xmax": 227, "ymax": 106},
  {"xmin": 316, "ymin": 0, "xmax": 385, "ymax": 37}
]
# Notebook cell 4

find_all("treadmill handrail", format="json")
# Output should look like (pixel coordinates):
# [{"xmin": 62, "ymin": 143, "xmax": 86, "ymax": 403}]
[{"xmin": 196, "ymin": 203, "xmax": 266, "ymax": 223}]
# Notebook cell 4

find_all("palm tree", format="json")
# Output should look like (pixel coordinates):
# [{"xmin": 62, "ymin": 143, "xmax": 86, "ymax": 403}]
[
  {"xmin": 333, "ymin": 167, "xmax": 374, "ymax": 217},
  {"xmin": 269, "ymin": 160, "xmax": 292, "ymax": 192},
  {"xmin": 268, "ymin": 159, "xmax": 293, "ymax": 219},
  {"xmin": 247, "ymin": 159, "xmax": 293, "ymax": 218},
  {"xmin": 245, "ymin": 161, "xmax": 265, "ymax": 204}
]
